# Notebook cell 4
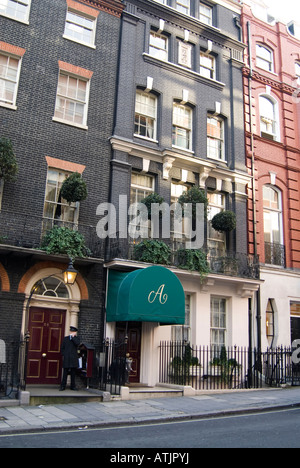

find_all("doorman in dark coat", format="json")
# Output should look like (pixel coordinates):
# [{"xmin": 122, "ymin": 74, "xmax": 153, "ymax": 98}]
[{"xmin": 60, "ymin": 326, "xmax": 80, "ymax": 391}]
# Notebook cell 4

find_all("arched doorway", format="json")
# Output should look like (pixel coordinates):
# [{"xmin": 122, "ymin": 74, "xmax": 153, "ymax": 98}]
[{"xmin": 22, "ymin": 268, "xmax": 82, "ymax": 386}]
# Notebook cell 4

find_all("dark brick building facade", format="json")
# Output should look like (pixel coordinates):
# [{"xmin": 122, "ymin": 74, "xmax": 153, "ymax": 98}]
[
  {"xmin": 0, "ymin": 0, "xmax": 123, "ymax": 389},
  {"xmin": 105, "ymin": 0, "xmax": 261, "ymax": 387}
]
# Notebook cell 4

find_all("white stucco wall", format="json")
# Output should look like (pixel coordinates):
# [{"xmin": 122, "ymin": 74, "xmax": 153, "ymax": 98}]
[{"xmin": 260, "ymin": 267, "xmax": 300, "ymax": 349}]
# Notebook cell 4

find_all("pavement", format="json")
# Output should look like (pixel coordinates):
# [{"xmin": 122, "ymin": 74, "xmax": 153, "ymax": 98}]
[{"xmin": 1, "ymin": 387, "xmax": 300, "ymax": 435}]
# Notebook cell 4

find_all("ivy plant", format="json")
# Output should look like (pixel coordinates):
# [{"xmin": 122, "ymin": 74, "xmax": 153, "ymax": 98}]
[
  {"xmin": 60, "ymin": 172, "xmax": 88, "ymax": 204},
  {"xmin": 177, "ymin": 248, "xmax": 210, "ymax": 280},
  {"xmin": 41, "ymin": 226, "xmax": 91, "ymax": 260},
  {"xmin": 134, "ymin": 239, "xmax": 171, "ymax": 265},
  {"xmin": 0, "ymin": 137, "xmax": 18, "ymax": 182}
]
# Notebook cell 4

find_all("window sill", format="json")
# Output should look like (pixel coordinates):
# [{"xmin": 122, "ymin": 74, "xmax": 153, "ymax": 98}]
[
  {"xmin": 52, "ymin": 117, "xmax": 88, "ymax": 130},
  {"xmin": 0, "ymin": 102, "xmax": 17, "ymax": 111},
  {"xmin": 0, "ymin": 13, "xmax": 29, "ymax": 25},
  {"xmin": 143, "ymin": 54, "xmax": 225, "ymax": 90},
  {"xmin": 207, "ymin": 156, "xmax": 227, "ymax": 164},
  {"xmin": 134, "ymin": 134, "xmax": 158, "ymax": 144},
  {"xmin": 172, "ymin": 145, "xmax": 194, "ymax": 155},
  {"xmin": 63, "ymin": 35, "xmax": 96, "ymax": 49}
]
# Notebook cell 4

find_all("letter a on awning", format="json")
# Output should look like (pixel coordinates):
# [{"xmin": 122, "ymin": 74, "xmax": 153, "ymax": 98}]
[{"xmin": 106, "ymin": 266, "xmax": 185, "ymax": 325}]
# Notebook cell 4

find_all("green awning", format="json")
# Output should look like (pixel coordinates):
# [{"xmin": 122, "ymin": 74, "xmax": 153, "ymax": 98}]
[{"xmin": 106, "ymin": 266, "xmax": 185, "ymax": 325}]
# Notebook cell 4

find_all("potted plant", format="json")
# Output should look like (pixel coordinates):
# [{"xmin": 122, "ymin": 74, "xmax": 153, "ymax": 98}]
[
  {"xmin": 133, "ymin": 239, "xmax": 171, "ymax": 265},
  {"xmin": 0, "ymin": 137, "xmax": 18, "ymax": 182},
  {"xmin": 211, "ymin": 210, "xmax": 236, "ymax": 233},
  {"xmin": 41, "ymin": 225, "xmax": 91, "ymax": 260},
  {"xmin": 209, "ymin": 346, "xmax": 240, "ymax": 384},
  {"xmin": 60, "ymin": 172, "xmax": 88, "ymax": 204}
]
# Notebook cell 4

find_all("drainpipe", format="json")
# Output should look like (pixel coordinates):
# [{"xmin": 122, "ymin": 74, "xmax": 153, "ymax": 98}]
[{"xmin": 247, "ymin": 21, "xmax": 262, "ymax": 358}]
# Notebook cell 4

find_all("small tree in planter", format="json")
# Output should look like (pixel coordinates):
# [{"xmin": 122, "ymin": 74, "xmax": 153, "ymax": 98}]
[
  {"xmin": 60, "ymin": 172, "xmax": 88, "ymax": 204},
  {"xmin": 134, "ymin": 239, "xmax": 171, "ymax": 265},
  {"xmin": 0, "ymin": 137, "xmax": 18, "ymax": 182},
  {"xmin": 141, "ymin": 192, "xmax": 165, "ymax": 220},
  {"xmin": 211, "ymin": 210, "xmax": 236, "ymax": 233},
  {"xmin": 41, "ymin": 226, "xmax": 91, "ymax": 260},
  {"xmin": 177, "ymin": 186, "xmax": 208, "ymax": 220}
]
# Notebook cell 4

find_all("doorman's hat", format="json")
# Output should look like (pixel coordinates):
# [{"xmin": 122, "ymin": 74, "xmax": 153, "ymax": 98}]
[{"xmin": 70, "ymin": 326, "xmax": 78, "ymax": 332}]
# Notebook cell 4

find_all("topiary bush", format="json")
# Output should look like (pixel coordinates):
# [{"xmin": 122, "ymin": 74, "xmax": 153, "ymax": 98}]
[
  {"xmin": 211, "ymin": 210, "xmax": 237, "ymax": 233},
  {"xmin": 60, "ymin": 172, "xmax": 88, "ymax": 204},
  {"xmin": 141, "ymin": 192, "xmax": 165, "ymax": 219},
  {"xmin": 177, "ymin": 186, "xmax": 208, "ymax": 219}
]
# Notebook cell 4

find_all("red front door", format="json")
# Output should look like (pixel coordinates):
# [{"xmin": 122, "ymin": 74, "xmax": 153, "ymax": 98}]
[
  {"xmin": 116, "ymin": 322, "xmax": 142, "ymax": 384},
  {"xmin": 27, "ymin": 307, "xmax": 66, "ymax": 385}
]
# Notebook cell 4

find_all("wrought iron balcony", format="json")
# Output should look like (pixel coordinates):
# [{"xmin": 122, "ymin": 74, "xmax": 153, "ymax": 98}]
[
  {"xmin": 106, "ymin": 236, "xmax": 260, "ymax": 280},
  {"xmin": 0, "ymin": 211, "xmax": 260, "ymax": 279},
  {"xmin": 0, "ymin": 210, "xmax": 104, "ymax": 259},
  {"xmin": 264, "ymin": 242, "xmax": 286, "ymax": 268}
]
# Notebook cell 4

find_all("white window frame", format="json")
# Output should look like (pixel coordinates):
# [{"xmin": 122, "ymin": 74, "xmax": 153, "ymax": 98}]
[
  {"xmin": 172, "ymin": 294, "xmax": 191, "ymax": 342},
  {"xmin": 259, "ymin": 94, "xmax": 280, "ymax": 142},
  {"xmin": 200, "ymin": 52, "xmax": 216, "ymax": 80},
  {"xmin": 0, "ymin": 52, "xmax": 22, "ymax": 110},
  {"xmin": 207, "ymin": 192, "xmax": 226, "ymax": 254},
  {"xmin": 0, "ymin": 0, "xmax": 31, "ymax": 24},
  {"xmin": 149, "ymin": 31, "xmax": 168, "ymax": 62},
  {"xmin": 256, "ymin": 44, "xmax": 274, "ymax": 73},
  {"xmin": 176, "ymin": 0, "xmax": 190, "ymax": 15},
  {"xmin": 134, "ymin": 91, "xmax": 158, "ymax": 141},
  {"xmin": 130, "ymin": 173, "xmax": 155, "ymax": 205},
  {"xmin": 170, "ymin": 181, "xmax": 190, "ymax": 242},
  {"xmin": 63, "ymin": 8, "xmax": 97, "ymax": 48},
  {"xmin": 210, "ymin": 297, "xmax": 227, "ymax": 351},
  {"xmin": 295, "ymin": 62, "xmax": 300, "ymax": 87},
  {"xmin": 172, "ymin": 102, "xmax": 193, "ymax": 151},
  {"xmin": 42, "ymin": 168, "xmax": 80, "ymax": 235},
  {"xmin": 53, "ymin": 71, "xmax": 90, "ymax": 130},
  {"xmin": 199, "ymin": 2, "xmax": 212, "ymax": 26},
  {"xmin": 207, "ymin": 114, "xmax": 225, "ymax": 161},
  {"xmin": 263, "ymin": 185, "xmax": 284, "ymax": 246}
]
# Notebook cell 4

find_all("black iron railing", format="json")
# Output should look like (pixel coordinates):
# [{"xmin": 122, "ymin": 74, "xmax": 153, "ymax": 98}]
[
  {"xmin": 159, "ymin": 343, "xmax": 300, "ymax": 391},
  {"xmin": 159, "ymin": 342, "xmax": 263, "ymax": 390},
  {"xmin": 106, "ymin": 236, "xmax": 260, "ymax": 279},
  {"xmin": 98, "ymin": 338, "xmax": 128, "ymax": 395},
  {"xmin": 263, "ymin": 346, "xmax": 300, "ymax": 387},
  {"xmin": 0, "ymin": 339, "xmax": 29, "ymax": 400},
  {"xmin": 264, "ymin": 242, "xmax": 286, "ymax": 267},
  {"xmin": 0, "ymin": 210, "xmax": 104, "ymax": 259}
]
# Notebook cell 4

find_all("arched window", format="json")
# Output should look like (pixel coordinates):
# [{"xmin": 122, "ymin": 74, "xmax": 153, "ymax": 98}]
[
  {"xmin": 259, "ymin": 95, "xmax": 280, "ymax": 142},
  {"xmin": 295, "ymin": 61, "xmax": 300, "ymax": 86},
  {"xmin": 256, "ymin": 44, "xmax": 274, "ymax": 72},
  {"xmin": 31, "ymin": 277, "xmax": 69, "ymax": 298},
  {"xmin": 263, "ymin": 185, "xmax": 285, "ymax": 266}
]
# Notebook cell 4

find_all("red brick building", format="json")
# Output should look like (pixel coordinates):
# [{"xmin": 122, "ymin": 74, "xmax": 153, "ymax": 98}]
[{"xmin": 241, "ymin": 1, "xmax": 300, "ymax": 349}]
